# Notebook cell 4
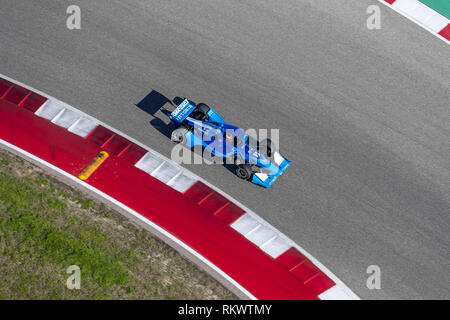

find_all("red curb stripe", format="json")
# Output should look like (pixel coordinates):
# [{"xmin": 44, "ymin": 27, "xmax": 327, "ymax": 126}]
[
  {"xmin": 438, "ymin": 23, "xmax": 450, "ymax": 40},
  {"xmin": 0, "ymin": 79, "xmax": 13, "ymax": 98},
  {"xmin": 276, "ymin": 247, "xmax": 308, "ymax": 270},
  {"xmin": 118, "ymin": 143, "xmax": 147, "ymax": 165},
  {"xmin": 21, "ymin": 93, "xmax": 47, "ymax": 112},
  {"xmin": 4, "ymin": 85, "xmax": 29, "ymax": 104},
  {"xmin": 214, "ymin": 202, "xmax": 245, "ymax": 225},
  {"xmin": 184, "ymin": 181, "xmax": 247, "ymax": 225},
  {"xmin": 0, "ymin": 77, "xmax": 47, "ymax": 112},
  {"xmin": 88, "ymin": 125, "xmax": 115, "ymax": 146},
  {"xmin": 277, "ymin": 247, "xmax": 335, "ymax": 294}
]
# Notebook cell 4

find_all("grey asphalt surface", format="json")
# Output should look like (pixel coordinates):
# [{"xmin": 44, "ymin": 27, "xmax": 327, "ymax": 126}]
[{"xmin": 0, "ymin": 0, "xmax": 449, "ymax": 299}]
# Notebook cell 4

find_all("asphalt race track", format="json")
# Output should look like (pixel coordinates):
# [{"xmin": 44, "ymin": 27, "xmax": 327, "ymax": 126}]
[{"xmin": 0, "ymin": 0, "xmax": 449, "ymax": 299}]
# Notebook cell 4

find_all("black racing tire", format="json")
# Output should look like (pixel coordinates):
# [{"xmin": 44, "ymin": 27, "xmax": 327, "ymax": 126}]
[
  {"xmin": 235, "ymin": 164, "xmax": 253, "ymax": 180},
  {"xmin": 260, "ymin": 138, "xmax": 273, "ymax": 158},
  {"xmin": 196, "ymin": 103, "xmax": 210, "ymax": 114},
  {"xmin": 191, "ymin": 103, "xmax": 210, "ymax": 121},
  {"xmin": 171, "ymin": 127, "xmax": 188, "ymax": 144}
]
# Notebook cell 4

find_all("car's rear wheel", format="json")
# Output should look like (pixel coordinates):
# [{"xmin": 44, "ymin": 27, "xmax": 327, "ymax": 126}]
[
  {"xmin": 236, "ymin": 164, "xmax": 253, "ymax": 180},
  {"xmin": 191, "ymin": 103, "xmax": 210, "ymax": 121},
  {"xmin": 171, "ymin": 127, "xmax": 188, "ymax": 144}
]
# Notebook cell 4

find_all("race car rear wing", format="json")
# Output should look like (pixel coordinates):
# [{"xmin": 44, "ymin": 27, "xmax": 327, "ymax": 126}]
[{"xmin": 169, "ymin": 99, "xmax": 196, "ymax": 125}]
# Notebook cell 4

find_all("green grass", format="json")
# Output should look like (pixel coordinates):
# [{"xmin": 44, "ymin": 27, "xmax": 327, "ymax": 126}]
[
  {"xmin": 0, "ymin": 172, "xmax": 131, "ymax": 288},
  {"xmin": 0, "ymin": 150, "xmax": 236, "ymax": 300}
]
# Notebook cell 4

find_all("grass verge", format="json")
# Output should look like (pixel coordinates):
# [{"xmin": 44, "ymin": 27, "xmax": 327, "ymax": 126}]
[{"xmin": 0, "ymin": 150, "xmax": 236, "ymax": 300}]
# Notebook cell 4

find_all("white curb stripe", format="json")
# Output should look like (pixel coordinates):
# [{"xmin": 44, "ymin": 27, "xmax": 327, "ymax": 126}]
[
  {"xmin": 260, "ymin": 236, "xmax": 292, "ymax": 259},
  {"xmin": 393, "ymin": 0, "xmax": 448, "ymax": 30},
  {"xmin": 319, "ymin": 285, "xmax": 353, "ymax": 300},
  {"xmin": 35, "ymin": 99, "xmax": 64, "ymax": 120},
  {"xmin": 379, "ymin": 0, "xmax": 450, "ymax": 44},
  {"xmin": 68, "ymin": 117, "xmax": 98, "ymax": 138}
]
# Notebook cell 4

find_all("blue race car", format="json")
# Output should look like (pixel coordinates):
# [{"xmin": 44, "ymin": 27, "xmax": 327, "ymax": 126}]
[{"xmin": 169, "ymin": 98, "xmax": 290, "ymax": 188}]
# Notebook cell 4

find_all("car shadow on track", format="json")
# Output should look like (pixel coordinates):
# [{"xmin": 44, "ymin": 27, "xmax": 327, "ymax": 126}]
[
  {"xmin": 136, "ymin": 91, "xmax": 195, "ymax": 140},
  {"xmin": 136, "ymin": 90, "xmax": 172, "ymax": 116}
]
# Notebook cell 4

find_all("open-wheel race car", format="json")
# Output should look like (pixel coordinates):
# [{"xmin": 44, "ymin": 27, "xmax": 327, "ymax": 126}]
[{"xmin": 168, "ymin": 98, "xmax": 290, "ymax": 188}]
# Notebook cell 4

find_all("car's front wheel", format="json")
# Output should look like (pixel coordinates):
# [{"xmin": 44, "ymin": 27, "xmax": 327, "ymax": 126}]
[
  {"xmin": 191, "ymin": 103, "xmax": 210, "ymax": 121},
  {"xmin": 235, "ymin": 164, "xmax": 253, "ymax": 180}
]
